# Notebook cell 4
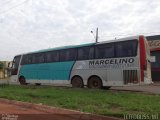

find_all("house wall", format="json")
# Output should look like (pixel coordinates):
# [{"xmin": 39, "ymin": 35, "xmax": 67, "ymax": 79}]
[{"xmin": 0, "ymin": 61, "xmax": 11, "ymax": 79}]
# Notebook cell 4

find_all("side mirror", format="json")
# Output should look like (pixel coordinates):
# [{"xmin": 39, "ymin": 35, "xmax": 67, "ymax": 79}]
[{"xmin": 150, "ymin": 56, "xmax": 156, "ymax": 62}]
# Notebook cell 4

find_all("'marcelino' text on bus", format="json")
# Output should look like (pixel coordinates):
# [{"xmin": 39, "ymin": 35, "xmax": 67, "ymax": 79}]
[{"xmin": 89, "ymin": 58, "xmax": 135, "ymax": 66}]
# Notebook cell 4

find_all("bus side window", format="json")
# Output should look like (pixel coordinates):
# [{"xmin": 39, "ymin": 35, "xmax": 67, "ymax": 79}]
[
  {"xmin": 21, "ymin": 54, "xmax": 30, "ymax": 65},
  {"xmin": 95, "ymin": 43, "xmax": 115, "ymax": 59},
  {"xmin": 21, "ymin": 55, "xmax": 27, "ymax": 65},
  {"xmin": 68, "ymin": 49, "xmax": 77, "ymax": 61},
  {"xmin": 35, "ymin": 53, "xmax": 45, "ymax": 64},
  {"xmin": 60, "ymin": 49, "xmax": 77, "ymax": 61},
  {"xmin": 115, "ymin": 40, "xmax": 138, "ymax": 57},
  {"xmin": 78, "ymin": 46, "xmax": 93, "ymax": 60},
  {"xmin": 46, "ymin": 51, "xmax": 59, "ymax": 63},
  {"xmin": 89, "ymin": 47, "xmax": 94, "ymax": 59},
  {"xmin": 12, "ymin": 56, "xmax": 21, "ymax": 68},
  {"xmin": 28, "ymin": 55, "xmax": 33, "ymax": 64}
]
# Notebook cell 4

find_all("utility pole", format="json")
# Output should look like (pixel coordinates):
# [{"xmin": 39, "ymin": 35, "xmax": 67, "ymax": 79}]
[
  {"xmin": 96, "ymin": 27, "xmax": 98, "ymax": 43},
  {"xmin": 91, "ymin": 27, "xmax": 99, "ymax": 43}
]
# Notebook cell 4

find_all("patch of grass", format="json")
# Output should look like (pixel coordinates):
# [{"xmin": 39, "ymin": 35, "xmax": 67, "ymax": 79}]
[{"xmin": 0, "ymin": 85, "xmax": 159, "ymax": 118}]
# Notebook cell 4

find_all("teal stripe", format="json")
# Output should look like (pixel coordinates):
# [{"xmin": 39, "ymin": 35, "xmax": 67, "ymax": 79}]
[
  {"xmin": 19, "ymin": 61, "xmax": 75, "ymax": 80},
  {"xmin": 29, "ymin": 43, "xmax": 95, "ymax": 54}
]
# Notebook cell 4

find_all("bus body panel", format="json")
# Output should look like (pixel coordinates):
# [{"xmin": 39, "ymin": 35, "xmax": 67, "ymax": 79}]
[
  {"xmin": 19, "ymin": 61, "xmax": 75, "ymax": 81},
  {"xmin": 70, "ymin": 57, "xmax": 140, "ymax": 86}
]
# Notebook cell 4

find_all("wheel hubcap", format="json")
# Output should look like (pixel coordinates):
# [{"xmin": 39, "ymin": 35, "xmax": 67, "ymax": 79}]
[{"xmin": 93, "ymin": 81, "xmax": 98, "ymax": 87}]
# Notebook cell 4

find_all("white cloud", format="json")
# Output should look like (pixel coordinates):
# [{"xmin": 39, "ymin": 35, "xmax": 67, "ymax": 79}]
[{"xmin": 0, "ymin": 0, "xmax": 160, "ymax": 60}]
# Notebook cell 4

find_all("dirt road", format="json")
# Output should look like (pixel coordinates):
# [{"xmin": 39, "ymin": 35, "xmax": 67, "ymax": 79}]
[{"xmin": 0, "ymin": 99, "xmax": 122, "ymax": 120}]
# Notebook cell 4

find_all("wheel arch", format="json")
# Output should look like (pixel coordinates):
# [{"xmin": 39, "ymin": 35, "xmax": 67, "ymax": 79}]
[
  {"xmin": 18, "ymin": 75, "xmax": 27, "ymax": 85},
  {"xmin": 71, "ymin": 75, "xmax": 83, "ymax": 84},
  {"xmin": 19, "ymin": 75, "xmax": 25, "ymax": 80}
]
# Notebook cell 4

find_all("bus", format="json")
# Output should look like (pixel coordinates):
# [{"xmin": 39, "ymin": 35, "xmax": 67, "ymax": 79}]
[
  {"xmin": 147, "ymin": 35, "xmax": 160, "ymax": 82},
  {"xmin": 10, "ymin": 35, "xmax": 152, "ymax": 88}
]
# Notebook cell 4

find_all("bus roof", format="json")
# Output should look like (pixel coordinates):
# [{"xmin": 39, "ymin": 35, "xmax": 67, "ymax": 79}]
[
  {"xmin": 25, "ymin": 43, "xmax": 95, "ymax": 54},
  {"xmin": 17, "ymin": 35, "xmax": 142, "ymax": 56}
]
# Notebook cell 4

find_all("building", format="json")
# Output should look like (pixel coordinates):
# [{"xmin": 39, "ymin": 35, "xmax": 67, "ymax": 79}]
[
  {"xmin": 0, "ymin": 61, "xmax": 11, "ymax": 79},
  {"xmin": 146, "ymin": 35, "xmax": 160, "ymax": 81}
]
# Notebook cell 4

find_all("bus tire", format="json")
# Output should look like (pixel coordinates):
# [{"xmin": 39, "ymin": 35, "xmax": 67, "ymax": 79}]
[
  {"xmin": 71, "ymin": 76, "xmax": 84, "ymax": 88},
  {"xmin": 19, "ymin": 76, "xmax": 27, "ymax": 85},
  {"xmin": 88, "ymin": 76, "xmax": 102, "ymax": 89}
]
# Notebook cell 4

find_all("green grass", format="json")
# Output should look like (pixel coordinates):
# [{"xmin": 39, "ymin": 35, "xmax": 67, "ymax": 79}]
[{"xmin": 0, "ymin": 84, "xmax": 159, "ymax": 118}]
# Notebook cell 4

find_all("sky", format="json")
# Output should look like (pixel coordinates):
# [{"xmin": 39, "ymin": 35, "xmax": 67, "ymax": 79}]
[{"xmin": 0, "ymin": 0, "xmax": 160, "ymax": 60}]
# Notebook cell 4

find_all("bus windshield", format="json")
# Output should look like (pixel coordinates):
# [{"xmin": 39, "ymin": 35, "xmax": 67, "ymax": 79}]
[{"xmin": 11, "ymin": 55, "xmax": 21, "ymax": 75}]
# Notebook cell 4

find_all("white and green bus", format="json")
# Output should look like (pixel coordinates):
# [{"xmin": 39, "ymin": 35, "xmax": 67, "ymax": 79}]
[{"xmin": 10, "ymin": 35, "xmax": 152, "ymax": 88}]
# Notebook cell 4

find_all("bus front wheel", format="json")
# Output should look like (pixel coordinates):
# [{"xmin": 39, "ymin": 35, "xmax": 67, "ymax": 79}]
[
  {"xmin": 88, "ymin": 76, "xmax": 102, "ymax": 89},
  {"xmin": 71, "ymin": 76, "xmax": 84, "ymax": 88},
  {"xmin": 19, "ymin": 76, "xmax": 27, "ymax": 85}
]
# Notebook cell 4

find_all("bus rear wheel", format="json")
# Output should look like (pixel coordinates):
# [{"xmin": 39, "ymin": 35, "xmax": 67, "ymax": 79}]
[
  {"xmin": 88, "ymin": 76, "xmax": 102, "ymax": 89},
  {"xmin": 71, "ymin": 76, "xmax": 84, "ymax": 88},
  {"xmin": 19, "ymin": 76, "xmax": 27, "ymax": 85}
]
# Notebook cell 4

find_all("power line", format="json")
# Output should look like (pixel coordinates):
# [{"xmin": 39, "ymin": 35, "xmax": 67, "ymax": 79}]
[{"xmin": 0, "ymin": 0, "xmax": 28, "ymax": 15}]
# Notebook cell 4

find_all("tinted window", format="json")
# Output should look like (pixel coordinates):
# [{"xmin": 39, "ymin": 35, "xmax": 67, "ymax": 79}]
[
  {"xmin": 60, "ymin": 49, "xmax": 77, "ymax": 61},
  {"xmin": 12, "ymin": 55, "xmax": 21, "ymax": 69},
  {"xmin": 28, "ymin": 55, "xmax": 33, "ymax": 64},
  {"xmin": 95, "ymin": 43, "xmax": 114, "ymax": 59},
  {"xmin": 151, "ymin": 51, "xmax": 160, "ymax": 68},
  {"xmin": 11, "ymin": 55, "xmax": 21, "ymax": 75},
  {"xmin": 21, "ymin": 55, "xmax": 27, "ymax": 65},
  {"xmin": 78, "ymin": 46, "xmax": 94, "ymax": 60},
  {"xmin": 46, "ymin": 51, "xmax": 59, "ymax": 62},
  {"xmin": 34, "ymin": 53, "xmax": 45, "ymax": 63},
  {"xmin": 21, "ymin": 54, "xmax": 34, "ymax": 65},
  {"xmin": 115, "ymin": 40, "xmax": 137, "ymax": 57}
]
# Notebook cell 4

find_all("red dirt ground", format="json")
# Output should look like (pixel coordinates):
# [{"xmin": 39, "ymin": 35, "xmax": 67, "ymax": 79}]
[{"xmin": 0, "ymin": 99, "xmax": 122, "ymax": 120}]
